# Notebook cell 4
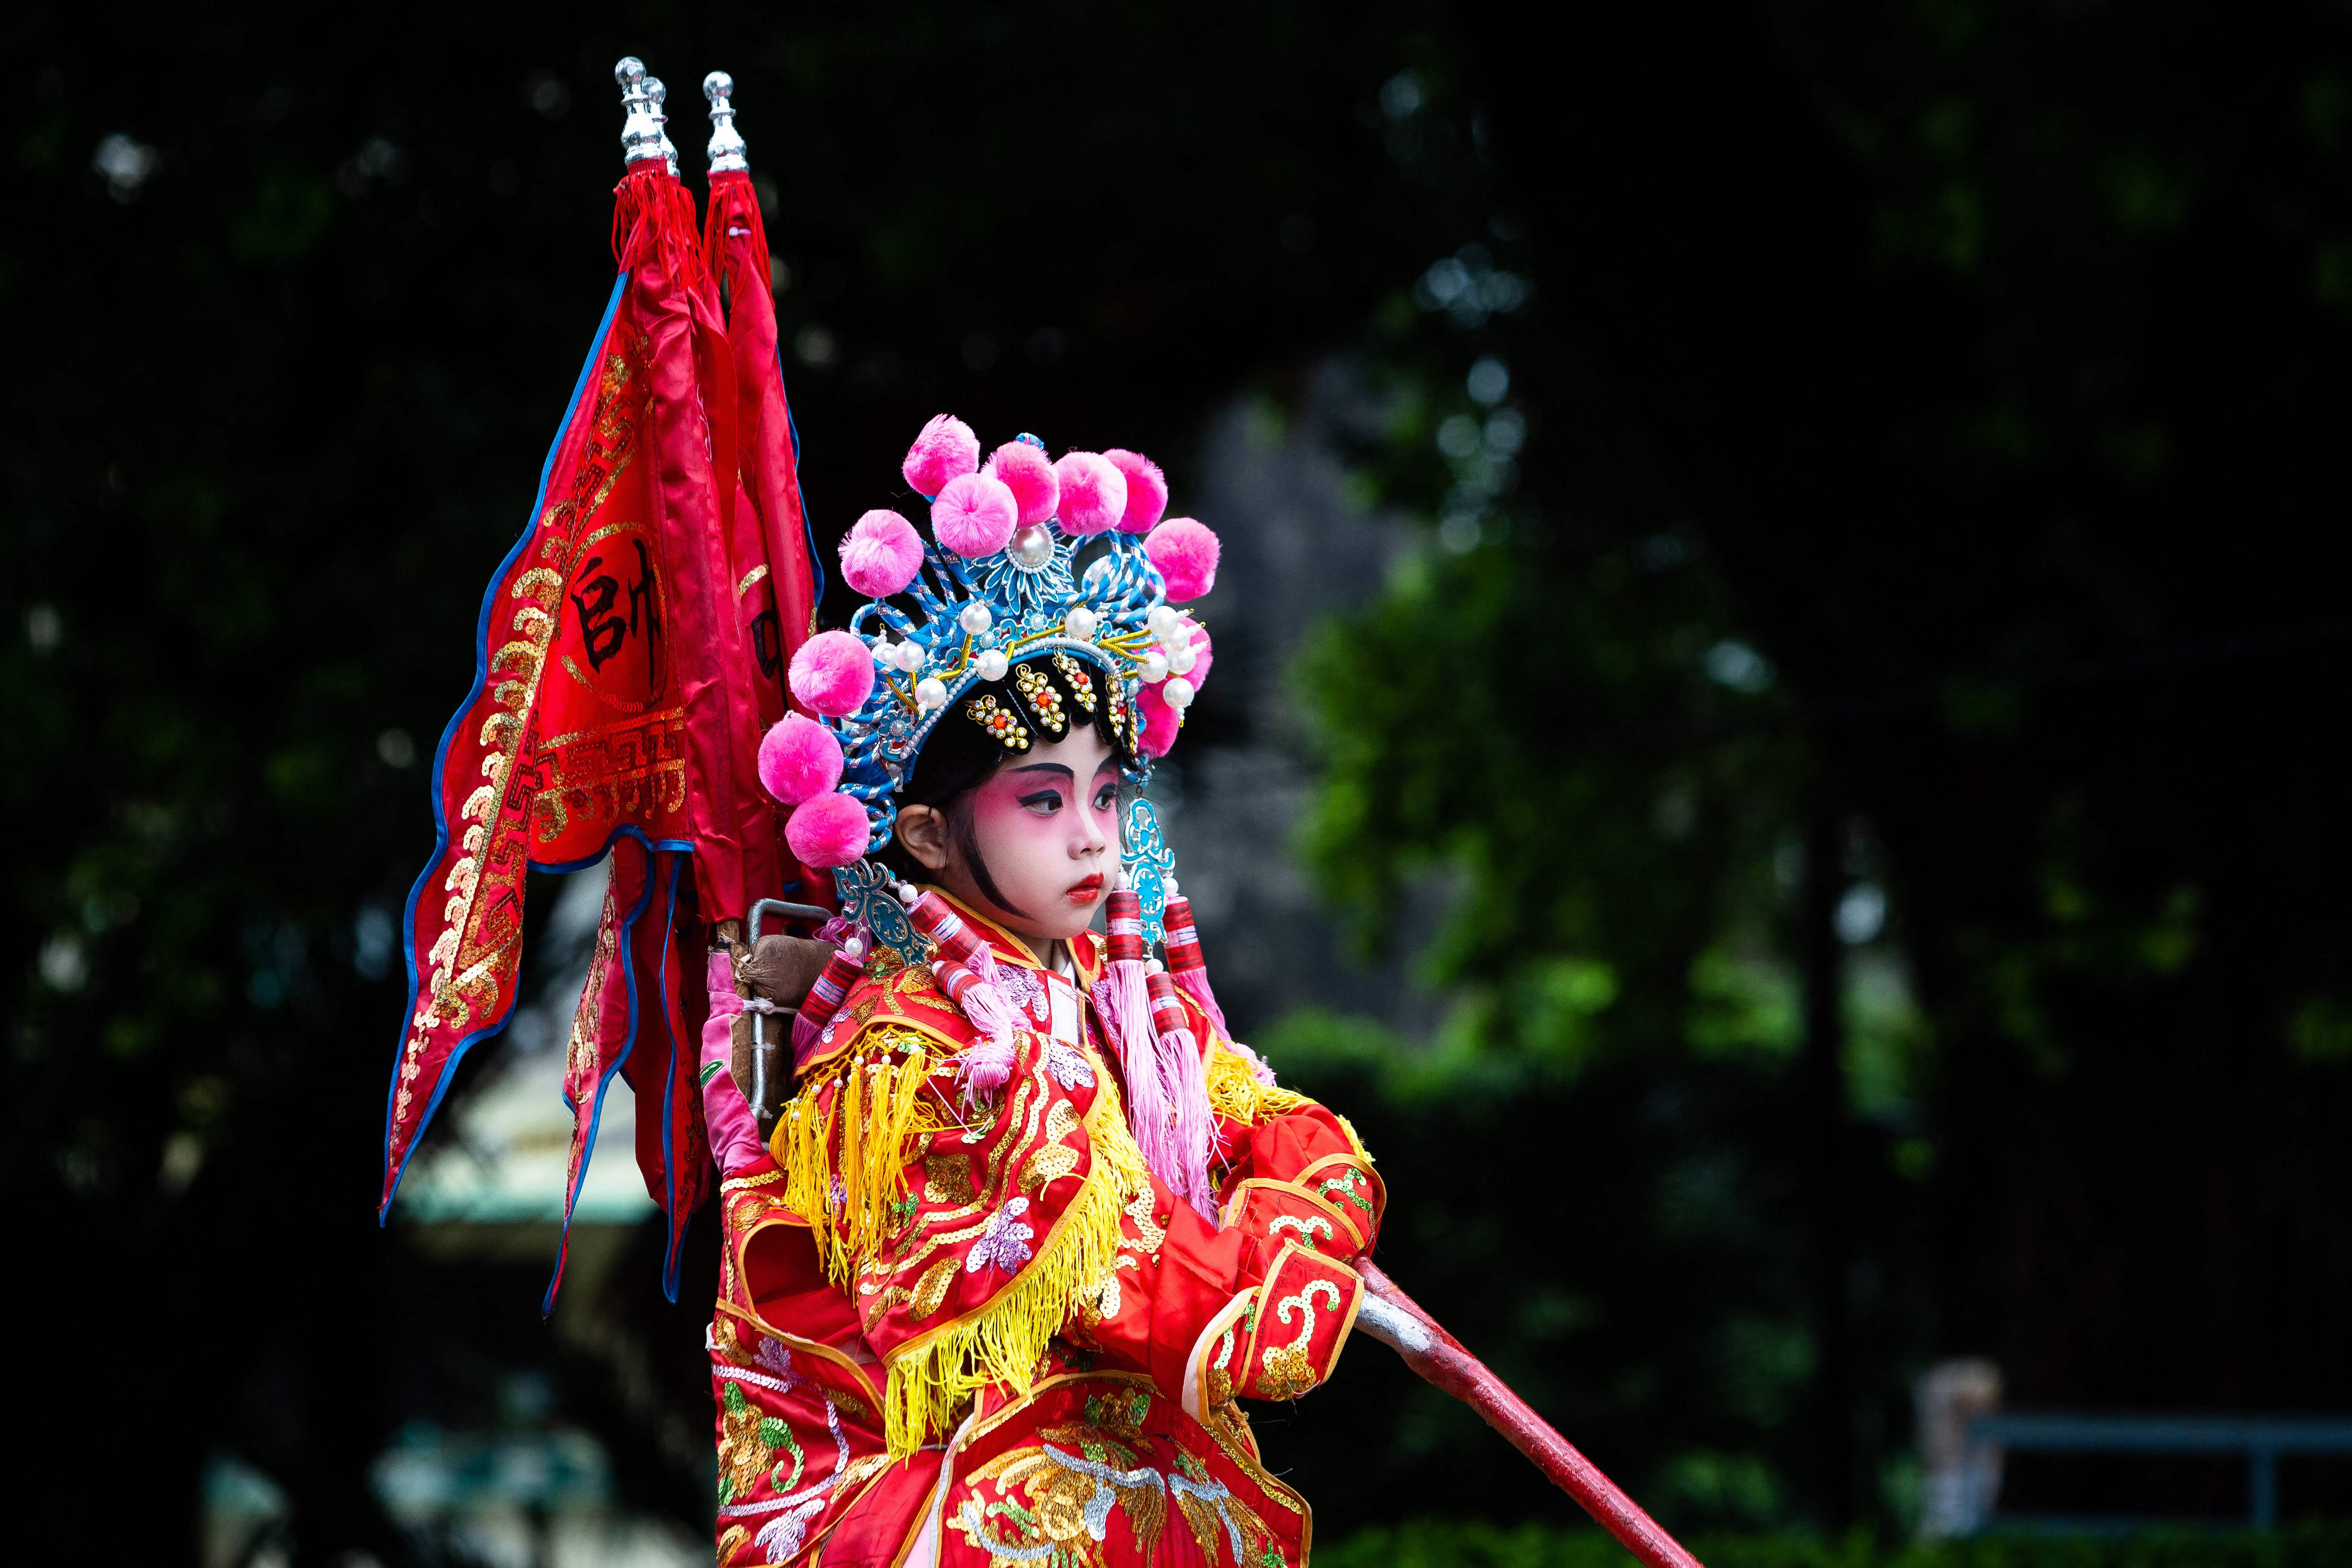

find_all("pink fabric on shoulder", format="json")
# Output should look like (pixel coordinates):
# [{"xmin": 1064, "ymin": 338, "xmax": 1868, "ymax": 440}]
[{"xmin": 700, "ymin": 951, "xmax": 766, "ymax": 1176}]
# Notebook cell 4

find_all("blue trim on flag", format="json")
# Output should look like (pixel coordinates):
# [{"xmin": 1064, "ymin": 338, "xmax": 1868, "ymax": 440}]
[
  {"xmin": 656, "ymin": 851, "xmax": 689, "ymax": 1303},
  {"xmin": 534, "ymin": 835, "xmax": 695, "ymax": 878},
  {"xmin": 541, "ymin": 828, "xmax": 661, "ymax": 1317},
  {"xmin": 381, "ymin": 273, "xmax": 629, "ymax": 1224},
  {"xmin": 778, "ymin": 349, "xmax": 825, "ymax": 615}
]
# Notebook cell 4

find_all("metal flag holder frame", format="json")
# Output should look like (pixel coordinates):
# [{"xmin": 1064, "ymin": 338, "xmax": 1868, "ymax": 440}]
[{"xmin": 745, "ymin": 897, "xmax": 834, "ymax": 1138}]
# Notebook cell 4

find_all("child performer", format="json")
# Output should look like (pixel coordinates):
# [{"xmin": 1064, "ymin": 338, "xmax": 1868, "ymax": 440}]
[{"xmin": 691, "ymin": 421, "xmax": 1385, "ymax": 1568}]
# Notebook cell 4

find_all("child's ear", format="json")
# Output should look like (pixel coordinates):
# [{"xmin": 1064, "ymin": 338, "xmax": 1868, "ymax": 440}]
[{"xmin": 894, "ymin": 804, "xmax": 953, "ymax": 872}]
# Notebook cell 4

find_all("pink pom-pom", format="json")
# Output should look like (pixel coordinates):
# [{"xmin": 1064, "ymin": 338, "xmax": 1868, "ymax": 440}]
[
  {"xmin": 786, "ymin": 791, "xmax": 871, "ymax": 868},
  {"xmin": 789, "ymin": 630, "xmax": 877, "ymax": 718},
  {"xmin": 1146, "ymin": 517, "xmax": 1220, "ymax": 601},
  {"xmin": 1137, "ymin": 683, "xmax": 1182, "ymax": 757},
  {"xmin": 990, "ymin": 441, "xmax": 1060, "ymax": 526},
  {"xmin": 1052, "ymin": 452, "xmax": 1129, "ymax": 537},
  {"xmin": 902, "ymin": 414, "xmax": 980, "ymax": 498},
  {"xmin": 1104, "ymin": 450, "xmax": 1168, "ymax": 533},
  {"xmin": 932, "ymin": 472, "xmax": 1019, "ymax": 557},
  {"xmin": 757, "ymin": 712, "xmax": 844, "ymax": 805},
  {"xmin": 839, "ymin": 509, "xmax": 926, "ymax": 599}
]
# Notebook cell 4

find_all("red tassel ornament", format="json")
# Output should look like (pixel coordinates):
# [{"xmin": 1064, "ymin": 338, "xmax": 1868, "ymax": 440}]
[
  {"xmin": 790, "ymin": 942, "xmax": 869, "ymax": 1066},
  {"xmin": 1159, "ymin": 894, "xmax": 1232, "ymax": 1041}
]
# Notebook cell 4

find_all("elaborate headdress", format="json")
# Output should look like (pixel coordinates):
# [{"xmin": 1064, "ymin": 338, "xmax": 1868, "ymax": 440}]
[
  {"xmin": 757, "ymin": 417, "xmax": 1223, "ymax": 942},
  {"xmin": 756, "ymin": 415, "xmax": 1243, "ymax": 1211}
]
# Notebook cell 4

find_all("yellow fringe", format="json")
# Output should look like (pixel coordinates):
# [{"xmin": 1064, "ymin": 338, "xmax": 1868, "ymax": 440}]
[
  {"xmin": 770, "ymin": 1026, "xmax": 946, "ymax": 1283},
  {"xmin": 879, "ymin": 1079, "xmax": 1154, "ymax": 1457},
  {"xmin": 1205, "ymin": 1044, "xmax": 1316, "ymax": 1127}
]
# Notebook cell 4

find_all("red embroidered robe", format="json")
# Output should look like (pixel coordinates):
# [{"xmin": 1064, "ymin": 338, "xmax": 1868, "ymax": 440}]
[{"xmin": 702, "ymin": 895, "xmax": 1383, "ymax": 1568}]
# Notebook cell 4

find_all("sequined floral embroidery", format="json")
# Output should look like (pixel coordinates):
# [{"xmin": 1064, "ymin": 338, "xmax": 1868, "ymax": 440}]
[
  {"xmin": 967, "ymin": 1197, "xmax": 1037, "ymax": 1275},
  {"xmin": 717, "ymin": 1380, "xmax": 805, "ymax": 1504},
  {"xmin": 949, "ymin": 1390, "xmax": 1280, "ymax": 1568},
  {"xmin": 1044, "ymin": 1040, "xmax": 1096, "ymax": 1090},
  {"xmin": 1317, "ymin": 1166, "xmax": 1375, "ymax": 1216},
  {"xmin": 998, "ymin": 963, "xmax": 1051, "ymax": 1024},
  {"xmin": 1266, "ymin": 1213, "xmax": 1334, "ymax": 1251},
  {"xmin": 1257, "ymin": 1279, "xmax": 1340, "ymax": 1400}
]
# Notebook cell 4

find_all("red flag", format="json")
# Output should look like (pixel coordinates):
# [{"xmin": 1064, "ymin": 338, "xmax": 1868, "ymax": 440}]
[
  {"xmin": 705, "ymin": 159, "xmax": 832, "ymax": 907},
  {"xmin": 385, "ymin": 156, "xmax": 776, "ymax": 1301}
]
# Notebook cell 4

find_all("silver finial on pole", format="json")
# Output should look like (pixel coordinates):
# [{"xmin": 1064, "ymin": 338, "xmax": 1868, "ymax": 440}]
[
  {"xmin": 615, "ymin": 57, "xmax": 664, "ymax": 167},
  {"xmin": 704, "ymin": 71, "xmax": 749, "ymax": 173},
  {"xmin": 646, "ymin": 76, "xmax": 680, "ymax": 175}
]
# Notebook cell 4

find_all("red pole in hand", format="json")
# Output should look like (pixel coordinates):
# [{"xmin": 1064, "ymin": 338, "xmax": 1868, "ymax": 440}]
[{"xmin": 1353, "ymin": 1261, "xmax": 1704, "ymax": 1568}]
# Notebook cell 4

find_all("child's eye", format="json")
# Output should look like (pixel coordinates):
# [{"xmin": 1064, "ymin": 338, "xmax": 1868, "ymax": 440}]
[
  {"xmin": 1093, "ymin": 786, "xmax": 1118, "ymax": 811},
  {"xmin": 1017, "ymin": 789, "xmax": 1062, "ymax": 814}
]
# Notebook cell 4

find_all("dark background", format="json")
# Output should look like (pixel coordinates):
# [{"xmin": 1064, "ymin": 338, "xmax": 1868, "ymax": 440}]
[{"xmin": 9, "ymin": 0, "xmax": 2352, "ymax": 1558}]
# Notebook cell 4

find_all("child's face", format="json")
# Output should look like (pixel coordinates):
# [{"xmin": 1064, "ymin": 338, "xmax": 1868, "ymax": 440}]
[{"xmin": 927, "ymin": 724, "xmax": 1121, "ymax": 947}]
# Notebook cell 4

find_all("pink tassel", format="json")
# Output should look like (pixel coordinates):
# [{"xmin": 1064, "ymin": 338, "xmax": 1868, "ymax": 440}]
[
  {"xmin": 936, "ymin": 960, "xmax": 1018, "ymax": 1099},
  {"xmin": 901, "ymin": 890, "xmax": 1023, "ymax": 1083},
  {"xmin": 904, "ymin": 890, "xmax": 1000, "ymax": 981},
  {"xmin": 1092, "ymin": 971, "xmax": 1176, "ymax": 1178},
  {"xmin": 1094, "ymin": 889, "xmax": 1174, "ymax": 1161},
  {"xmin": 1160, "ymin": 896, "xmax": 1232, "ymax": 1041},
  {"xmin": 1147, "ymin": 969, "xmax": 1217, "ymax": 1217}
]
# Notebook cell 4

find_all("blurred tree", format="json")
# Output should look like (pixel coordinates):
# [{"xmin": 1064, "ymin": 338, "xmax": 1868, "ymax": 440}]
[{"xmin": 1278, "ymin": 0, "xmax": 2352, "ymax": 1534}]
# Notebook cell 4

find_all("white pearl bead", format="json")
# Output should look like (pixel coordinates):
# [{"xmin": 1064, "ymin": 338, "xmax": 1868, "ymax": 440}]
[
  {"xmin": 958, "ymin": 603, "xmax": 993, "ymax": 635},
  {"xmin": 1167, "ymin": 642, "xmax": 1197, "ymax": 676},
  {"xmin": 1011, "ymin": 524, "xmax": 1055, "ymax": 570},
  {"xmin": 915, "ymin": 676, "xmax": 948, "ymax": 710},
  {"xmin": 870, "ymin": 637, "xmax": 893, "ymax": 664},
  {"xmin": 1064, "ymin": 606, "xmax": 1098, "ymax": 641},
  {"xmin": 1139, "ymin": 651, "xmax": 1169, "ymax": 684},
  {"xmin": 1164, "ymin": 877, "xmax": 1180, "ymax": 898},
  {"xmin": 891, "ymin": 640, "xmax": 925, "ymax": 673},
  {"xmin": 977, "ymin": 648, "xmax": 1009, "ymax": 681},
  {"xmin": 1147, "ymin": 605, "xmax": 1179, "ymax": 639},
  {"xmin": 844, "ymin": 936, "xmax": 865, "ymax": 959},
  {"xmin": 1163, "ymin": 676, "xmax": 1196, "ymax": 710}
]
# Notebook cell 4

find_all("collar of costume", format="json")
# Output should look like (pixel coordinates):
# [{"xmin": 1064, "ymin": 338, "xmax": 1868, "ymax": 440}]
[
  {"xmin": 914, "ymin": 886, "xmax": 1110, "ymax": 988},
  {"xmin": 793, "ymin": 891, "xmax": 1105, "ymax": 1073},
  {"xmin": 921, "ymin": 886, "xmax": 1044, "ymax": 968}
]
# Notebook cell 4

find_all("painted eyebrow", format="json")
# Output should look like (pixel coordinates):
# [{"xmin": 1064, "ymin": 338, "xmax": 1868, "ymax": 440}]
[{"xmin": 1008, "ymin": 764, "xmax": 1074, "ymax": 781}]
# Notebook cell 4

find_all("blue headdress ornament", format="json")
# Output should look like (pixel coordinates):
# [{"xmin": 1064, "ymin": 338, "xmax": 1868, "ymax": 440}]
[{"xmin": 804, "ymin": 423, "xmax": 1208, "ymax": 957}]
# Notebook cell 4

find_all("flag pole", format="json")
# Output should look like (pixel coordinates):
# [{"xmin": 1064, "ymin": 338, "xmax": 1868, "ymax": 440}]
[{"xmin": 1352, "ymin": 1261, "xmax": 1706, "ymax": 1568}]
